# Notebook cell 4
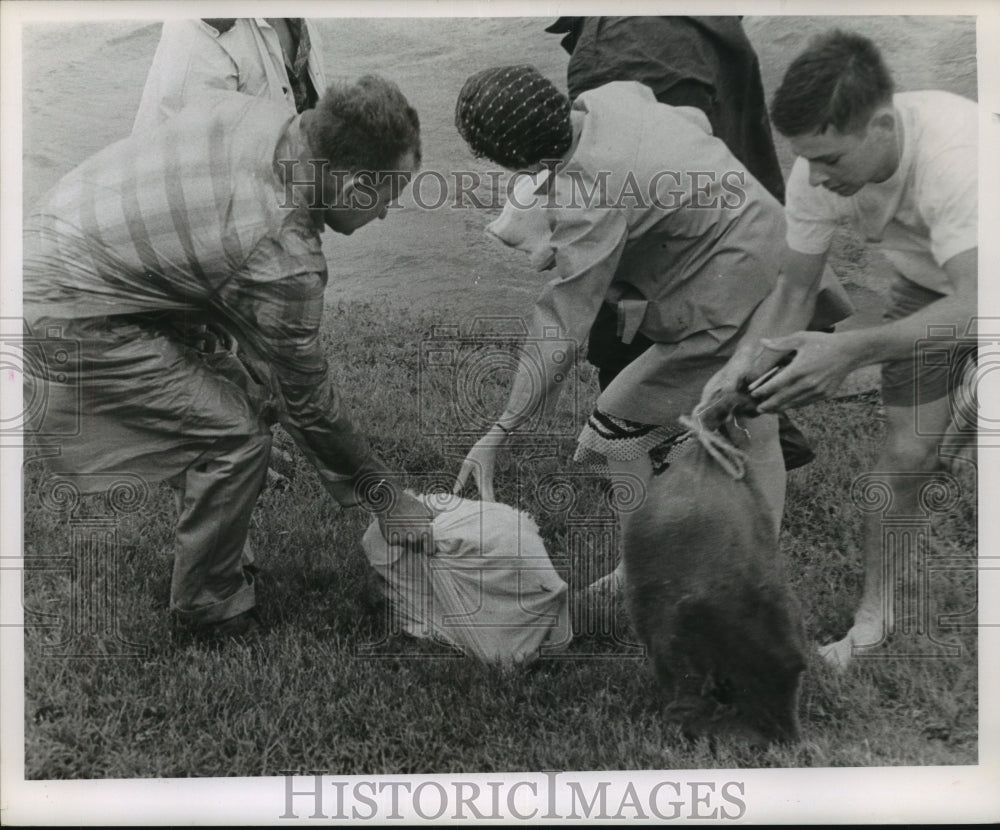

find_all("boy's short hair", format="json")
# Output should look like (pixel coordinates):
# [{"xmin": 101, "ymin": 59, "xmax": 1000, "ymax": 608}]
[
  {"xmin": 307, "ymin": 75, "xmax": 421, "ymax": 172},
  {"xmin": 771, "ymin": 30, "xmax": 894, "ymax": 137}
]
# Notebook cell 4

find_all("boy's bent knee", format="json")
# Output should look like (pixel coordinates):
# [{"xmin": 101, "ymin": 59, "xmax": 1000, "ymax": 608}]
[{"xmin": 880, "ymin": 430, "xmax": 942, "ymax": 473}]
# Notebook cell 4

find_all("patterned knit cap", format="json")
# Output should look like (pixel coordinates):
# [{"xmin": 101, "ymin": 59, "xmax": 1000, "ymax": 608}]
[{"xmin": 455, "ymin": 65, "xmax": 572, "ymax": 169}]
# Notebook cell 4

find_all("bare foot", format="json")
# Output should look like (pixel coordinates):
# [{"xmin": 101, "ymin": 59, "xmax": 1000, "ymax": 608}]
[
  {"xmin": 571, "ymin": 563, "xmax": 625, "ymax": 638},
  {"xmin": 582, "ymin": 563, "xmax": 624, "ymax": 601},
  {"xmin": 818, "ymin": 613, "xmax": 884, "ymax": 671}
]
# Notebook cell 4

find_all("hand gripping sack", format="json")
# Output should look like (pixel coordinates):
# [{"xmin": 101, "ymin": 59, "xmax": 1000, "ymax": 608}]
[{"xmin": 361, "ymin": 494, "xmax": 572, "ymax": 665}]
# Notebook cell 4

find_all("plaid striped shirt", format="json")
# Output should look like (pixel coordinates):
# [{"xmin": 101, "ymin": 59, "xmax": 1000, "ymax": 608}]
[{"xmin": 23, "ymin": 92, "xmax": 380, "ymax": 504}]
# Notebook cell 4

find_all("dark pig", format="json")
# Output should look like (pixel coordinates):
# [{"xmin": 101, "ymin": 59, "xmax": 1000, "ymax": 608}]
[{"xmin": 621, "ymin": 419, "xmax": 807, "ymax": 746}]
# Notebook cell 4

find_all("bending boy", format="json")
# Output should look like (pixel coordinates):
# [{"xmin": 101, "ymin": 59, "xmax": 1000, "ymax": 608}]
[
  {"xmin": 699, "ymin": 30, "xmax": 977, "ymax": 669},
  {"xmin": 24, "ymin": 77, "xmax": 433, "ymax": 641}
]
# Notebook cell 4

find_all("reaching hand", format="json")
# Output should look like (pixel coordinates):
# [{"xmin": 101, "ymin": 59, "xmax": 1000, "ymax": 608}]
[
  {"xmin": 376, "ymin": 488, "xmax": 435, "ymax": 555},
  {"xmin": 696, "ymin": 354, "xmax": 754, "ymax": 419},
  {"xmin": 452, "ymin": 424, "xmax": 509, "ymax": 501},
  {"xmin": 751, "ymin": 331, "xmax": 860, "ymax": 412},
  {"xmin": 695, "ymin": 344, "xmax": 790, "ymax": 430}
]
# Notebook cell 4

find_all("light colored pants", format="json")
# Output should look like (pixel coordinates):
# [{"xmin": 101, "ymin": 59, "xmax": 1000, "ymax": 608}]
[
  {"xmin": 30, "ymin": 315, "xmax": 274, "ymax": 625},
  {"xmin": 166, "ymin": 432, "xmax": 270, "ymax": 624}
]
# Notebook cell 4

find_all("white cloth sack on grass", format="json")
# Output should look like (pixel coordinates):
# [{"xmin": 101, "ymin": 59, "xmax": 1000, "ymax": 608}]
[{"xmin": 361, "ymin": 493, "xmax": 572, "ymax": 665}]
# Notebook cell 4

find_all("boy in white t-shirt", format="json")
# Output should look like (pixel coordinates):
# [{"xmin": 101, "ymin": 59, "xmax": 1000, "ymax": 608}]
[{"xmin": 699, "ymin": 30, "xmax": 977, "ymax": 669}]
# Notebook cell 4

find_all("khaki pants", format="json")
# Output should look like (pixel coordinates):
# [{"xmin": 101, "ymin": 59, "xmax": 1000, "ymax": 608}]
[{"xmin": 29, "ymin": 315, "xmax": 274, "ymax": 625}]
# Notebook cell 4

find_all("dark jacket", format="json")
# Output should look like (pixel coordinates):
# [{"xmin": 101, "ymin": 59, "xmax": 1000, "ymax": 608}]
[{"xmin": 547, "ymin": 16, "xmax": 785, "ymax": 202}]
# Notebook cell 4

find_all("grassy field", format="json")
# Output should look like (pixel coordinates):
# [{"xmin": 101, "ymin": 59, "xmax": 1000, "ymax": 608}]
[{"xmin": 21, "ymin": 298, "xmax": 978, "ymax": 778}]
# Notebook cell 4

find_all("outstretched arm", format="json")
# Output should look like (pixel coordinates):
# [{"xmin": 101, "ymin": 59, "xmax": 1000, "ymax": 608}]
[
  {"xmin": 454, "ymin": 204, "xmax": 629, "ymax": 499},
  {"xmin": 697, "ymin": 247, "xmax": 827, "ymax": 412},
  {"xmin": 453, "ymin": 304, "xmax": 578, "ymax": 500},
  {"xmin": 219, "ymin": 259, "xmax": 434, "ymax": 551},
  {"xmin": 752, "ymin": 248, "xmax": 977, "ymax": 411}
]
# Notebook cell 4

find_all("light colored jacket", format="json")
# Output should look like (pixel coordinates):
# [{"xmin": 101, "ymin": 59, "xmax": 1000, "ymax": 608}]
[{"xmin": 132, "ymin": 18, "xmax": 327, "ymax": 134}]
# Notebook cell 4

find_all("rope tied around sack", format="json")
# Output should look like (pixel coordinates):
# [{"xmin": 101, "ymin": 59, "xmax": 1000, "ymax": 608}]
[{"xmin": 677, "ymin": 414, "xmax": 749, "ymax": 481}]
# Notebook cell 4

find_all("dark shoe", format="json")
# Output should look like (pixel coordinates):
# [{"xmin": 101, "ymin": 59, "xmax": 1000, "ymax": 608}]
[
  {"xmin": 174, "ymin": 608, "xmax": 263, "ymax": 646},
  {"xmin": 778, "ymin": 413, "xmax": 816, "ymax": 471}
]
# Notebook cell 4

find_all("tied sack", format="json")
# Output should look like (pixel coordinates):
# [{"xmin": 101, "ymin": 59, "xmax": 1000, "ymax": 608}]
[
  {"xmin": 635, "ymin": 413, "xmax": 783, "ymax": 572},
  {"xmin": 624, "ymin": 406, "xmax": 790, "ymax": 657},
  {"xmin": 361, "ymin": 494, "xmax": 572, "ymax": 665}
]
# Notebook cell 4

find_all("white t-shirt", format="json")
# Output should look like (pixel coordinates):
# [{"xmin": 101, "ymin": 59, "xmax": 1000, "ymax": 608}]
[{"xmin": 785, "ymin": 90, "xmax": 977, "ymax": 294}]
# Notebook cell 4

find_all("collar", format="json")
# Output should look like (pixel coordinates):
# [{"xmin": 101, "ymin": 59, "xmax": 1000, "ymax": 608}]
[
  {"xmin": 200, "ymin": 18, "xmax": 296, "ymax": 37},
  {"xmin": 565, "ymin": 110, "xmax": 584, "ymax": 163},
  {"xmin": 275, "ymin": 115, "xmax": 326, "ymax": 229},
  {"xmin": 201, "ymin": 18, "xmax": 237, "ymax": 36},
  {"xmin": 865, "ymin": 103, "xmax": 908, "ymax": 193}
]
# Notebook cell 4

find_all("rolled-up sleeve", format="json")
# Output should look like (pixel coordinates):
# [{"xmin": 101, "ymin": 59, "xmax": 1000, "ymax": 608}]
[
  {"xmin": 919, "ymin": 144, "xmax": 978, "ymax": 269},
  {"xmin": 216, "ymin": 231, "xmax": 381, "ymax": 507},
  {"xmin": 534, "ymin": 204, "xmax": 629, "ymax": 346},
  {"xmin": 785, "ymin": 157, "xmax": 842, "ymax": 256}
]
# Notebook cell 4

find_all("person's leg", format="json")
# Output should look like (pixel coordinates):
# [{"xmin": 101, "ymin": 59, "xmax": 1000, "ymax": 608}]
[
  {"xmin": 167, "ymin": 484, "xmax": 256, "ymax": 573},
  {"xmin": 170, "ymin": 485, "xmax": 258, "ymax": 574},
  {"xmin": 39, "ymin": 315, "xmax": 275, "ymax": 633},
  {"xmin": 818, "ymin": 274, "xmax": 957, "ymax": 668},
  {"xmin": 570, "ymin": 451, "xmax": 653, "ymax": 638},
  {"xmin": 170, "ymin": 432, "xmax": 272, "ymax": 627},
  {"xmin": 160, "ymin": 345, "xmax": 274, "ymax": 629},
  {"xmin": 585, "ymin": 454, "xmax": 654, "ymax": 594},
  {"xmin": 818, "ymin": 396, "xmax": 952, "ymax": 670},
  {"xmin": 741, "ymin": 412, "xmax": 786, "ymax": 537}
]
